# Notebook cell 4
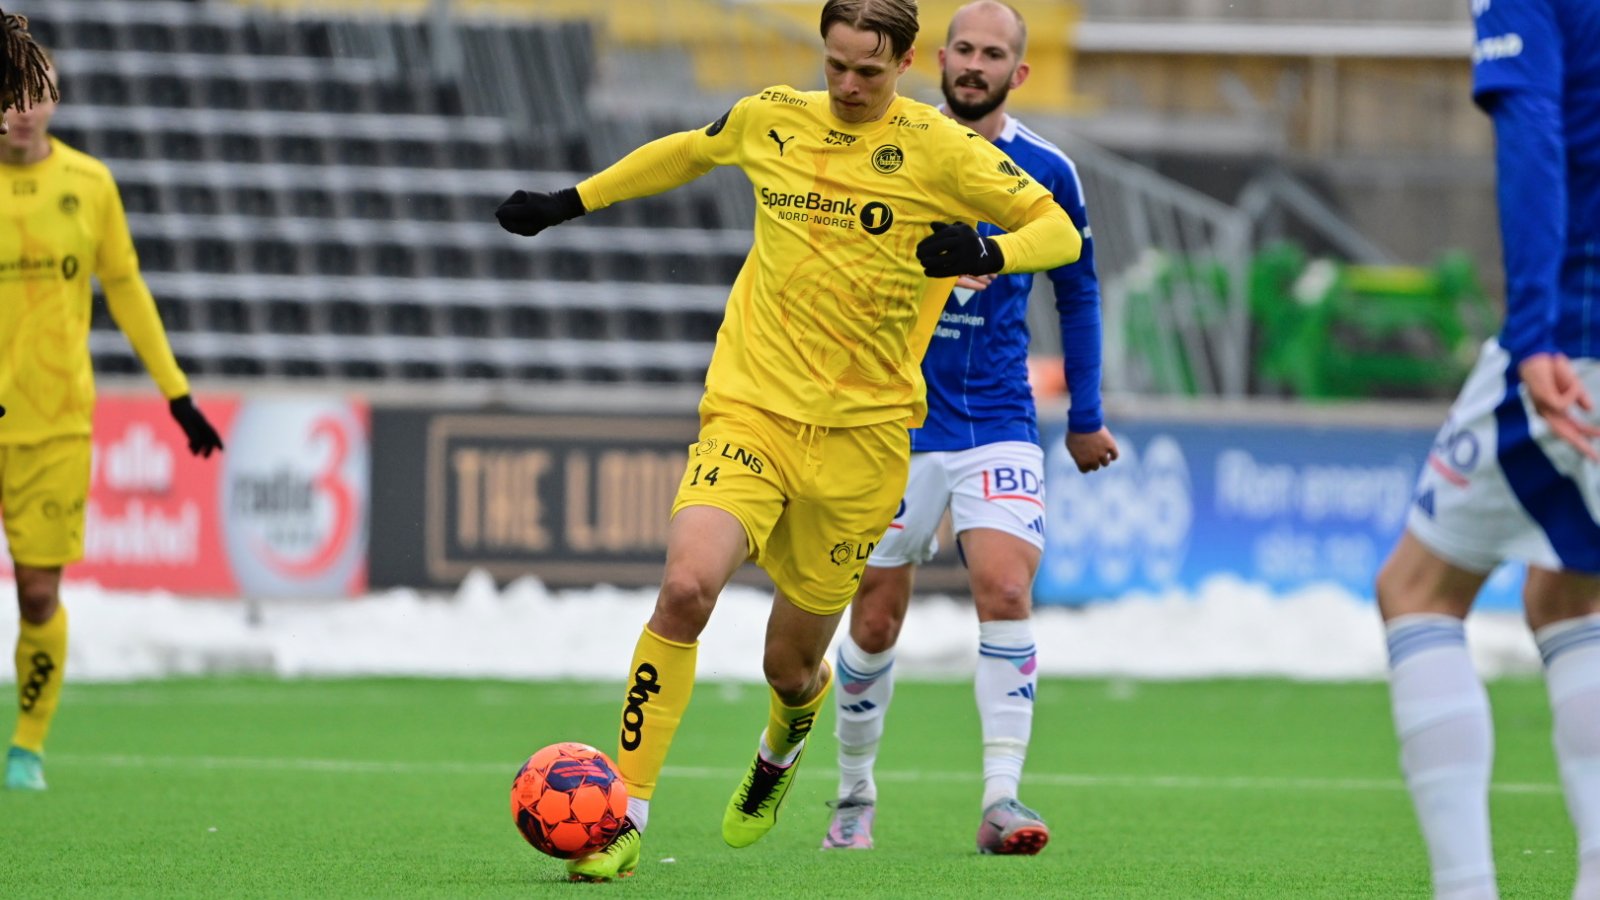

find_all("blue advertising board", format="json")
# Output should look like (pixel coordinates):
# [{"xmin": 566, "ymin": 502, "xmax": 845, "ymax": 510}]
[{"xmin": 1034, "ymin": 418, "xmax": 1528, "ymax": 611}]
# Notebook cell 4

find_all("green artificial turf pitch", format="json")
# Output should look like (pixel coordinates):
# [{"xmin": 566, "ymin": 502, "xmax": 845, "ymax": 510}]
[{"xmin": 0, "ymin": 678, "xmax": 1578, "ymax": 897}]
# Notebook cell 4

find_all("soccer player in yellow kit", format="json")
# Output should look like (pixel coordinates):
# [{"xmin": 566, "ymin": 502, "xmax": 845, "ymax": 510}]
[
  {"xmin": 496, "ymin": 0, "xmax": 1081, "ymax": 880},
  {"xmin": 1, "ymin": 58, "xmax": 223, "ymax": 790}
]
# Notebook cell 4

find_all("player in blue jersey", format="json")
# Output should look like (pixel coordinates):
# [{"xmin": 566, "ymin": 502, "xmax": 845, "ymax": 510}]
[
  {"xmin": 821, "ymin": 0, "xmax": 1118, "ymax": 855},
  {"xmin": 1376, "ymin": 1, "xmax": 1600, "ymax": 897}
]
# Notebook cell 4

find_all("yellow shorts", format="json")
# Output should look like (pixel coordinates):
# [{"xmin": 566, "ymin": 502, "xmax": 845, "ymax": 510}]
[
  {"xmin": 0, "ymin": 436, "xmax": 92, "ymax": 568},
  {"xmin": 671, "ymin": 396, "xmax": 910, "ymax": 615}
]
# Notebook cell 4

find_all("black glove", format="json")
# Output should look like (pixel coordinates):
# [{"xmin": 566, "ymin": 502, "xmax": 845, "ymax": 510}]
[
  {"xmin": 495, "ymin": 187, "xmax": 586, "ymax": 237},
  {"xmin": 916, "ymin": 222, "xmax": 1005, "ymax": 278},
  {"xmin": 169, "ymin": 395, "xmax": 224, "ymax": 458}
]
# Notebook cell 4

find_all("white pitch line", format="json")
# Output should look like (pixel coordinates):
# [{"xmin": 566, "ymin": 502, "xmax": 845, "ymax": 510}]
[{"xmin": 47, "ymin": 753, "xmax": 1561, "ymax": 795}]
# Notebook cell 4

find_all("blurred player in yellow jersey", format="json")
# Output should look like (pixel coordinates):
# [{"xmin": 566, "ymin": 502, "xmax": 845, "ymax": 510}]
[
  {"xmin": 0, "ymin": 54, "xmax": 224, "ymax": 791},
  {"xmin": 496, "ymin": 0, "xmax": 1082, "ymax": 881}
]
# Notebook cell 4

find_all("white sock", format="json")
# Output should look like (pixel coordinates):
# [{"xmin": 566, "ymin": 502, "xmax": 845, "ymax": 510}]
[
  {"xmin": 977, "ymin": 618, "xmax": 1037, "ymax": 810},
  {"xmin": 626, "ymin": 796, "xmax": 649, "ymax": 833},
  {"xmin": 1386, "ymin": 614, "xmax": 1498, "ymax": 899},
  {"xmin": 834, "ymin": 635, "xmax": 895, "ymax": 802},
  {"xmin": 1534, "ymin": 614, "xmax": 1600, "ymax": 900}
]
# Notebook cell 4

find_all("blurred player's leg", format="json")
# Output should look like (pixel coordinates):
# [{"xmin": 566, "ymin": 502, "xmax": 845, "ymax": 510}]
[
  {"xmin": 1525, "ymin": 568, "xmax": 1600, "ymax": 900},
  {"xmin": 9, "ymin": 566, "xmax": 66, "ymax": 792},
  {"xmin": 827, "ymin": 453, "xmax": 943, "ymax": 849},
  {"xmin": 724, "ymin": 593, "xmax": 838, "ymax": 848},
  {"xmin": 1378, "ymin": 534, "xmax": 1497, "ymax": 900},
  {"xmin": 825, "ymin": 563, "xmax": 911, "ymax": 850}
]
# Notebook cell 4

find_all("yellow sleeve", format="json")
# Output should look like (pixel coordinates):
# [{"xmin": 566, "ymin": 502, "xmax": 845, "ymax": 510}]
[
  {"xmin": 97, "ymin": 180, "xmax": 190, "ymax": 400},
  {"xmin": 990, "ymin": 199, "xmax": 1080, "ymax": 275},
  {"xmin": 577, "ymin": 98, "xmax": 752, "ymax": 212},
  {"xmin": 948, "ymin": 135, "xmax": 1082, "ymax": 274}
]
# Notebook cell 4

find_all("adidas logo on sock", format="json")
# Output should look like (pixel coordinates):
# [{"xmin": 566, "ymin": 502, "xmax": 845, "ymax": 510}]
[{"xmin": 1007, "ymin": 684, "xmax": 1036, "ymax": 701}]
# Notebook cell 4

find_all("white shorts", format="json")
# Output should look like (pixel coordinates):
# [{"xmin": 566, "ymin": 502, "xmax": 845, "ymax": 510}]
[
  {"xmin": 1406, "ymin": 339, "xmax": 1600, "ymax": 574},
  {"xmin": 869, "ymin": 441, "xmax": 1046, "ymax": 567}
]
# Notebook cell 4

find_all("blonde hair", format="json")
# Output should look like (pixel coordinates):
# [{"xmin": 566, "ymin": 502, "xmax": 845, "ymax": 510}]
[{"xmin": 820, "ymin": 0, "xmax": 920, "ymax": 60}]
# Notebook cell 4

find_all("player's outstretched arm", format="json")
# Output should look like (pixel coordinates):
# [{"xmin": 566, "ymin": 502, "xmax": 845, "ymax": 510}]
[{"xmin": 495, "ymin": 130, "xmax": 717, "ymax": 238}]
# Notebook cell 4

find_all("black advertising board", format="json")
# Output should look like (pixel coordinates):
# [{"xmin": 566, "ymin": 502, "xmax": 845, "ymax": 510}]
[{"xmin": 369, "ymin": 407, "xmax": 970, "ymax": 594}]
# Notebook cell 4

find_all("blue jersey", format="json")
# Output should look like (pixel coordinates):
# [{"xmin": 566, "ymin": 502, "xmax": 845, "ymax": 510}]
[
  {"xmin": 1472, "ymin": 0, "xmax": 1600, "ymax": 363},
  {"xmin": 912, "ymin": 116, "xmax": 1102, "ymax": 452}
]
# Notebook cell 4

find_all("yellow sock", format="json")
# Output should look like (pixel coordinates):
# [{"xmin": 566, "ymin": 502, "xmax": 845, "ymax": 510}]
[
  {"xmin": 762, "ymin": 660, "xmax": 832, "ymax": 763},
  {"xmin": 13, "ymin": 605, "xmax": 68, "ymax": 754},
  {"xmin": 615, "ymin": 626, "xmax": 697, "ymax": 801}
]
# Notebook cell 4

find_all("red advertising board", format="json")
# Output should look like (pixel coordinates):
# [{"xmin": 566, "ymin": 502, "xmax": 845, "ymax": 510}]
[{"xmin": 0, "ymin": 393, "xmax": 369, "ymax": 599}]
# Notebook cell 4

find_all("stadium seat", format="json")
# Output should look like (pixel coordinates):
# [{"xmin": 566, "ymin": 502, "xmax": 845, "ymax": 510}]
[
  {"xmin": 349, "ymin": 190, "xmax": 394, "ymax": 221},
  {"xmin": 259, "ymin": 80, "xmax": 312, "ymax": 113},
  {"xmin": 203, "ymin": 77, "xmax": 251, "ymax": 111},
  {"xmin": 174, "ymin": 185, "xmax": 220, "ymax": 216},
  {"xmin": 291, "ymin": 188, "xmax": 338, "ymax": 220},
  {"xmin": 204, "ymin": 298, "xmax": 251, "ymax": 333},
  {"xmin": 231, "ymin": 187, "xmax": 278, "ymax": 218},
  {"xmin": 387, "ymin": 304, "xmax": 433, "ymax": 337},
  {"xmin": 566, "ymin": 308, "xmax": 610, "ymax": 341},
  {"xmin": 280, "ymin": 358, "xmax": 328, "ymax": 379},
  {"xmin": 133, "ymin": 235, "xmax": 178, "ymax": 271},
  {"xmin": 218, "ymin": 357, "xmax": 266, "ymax": 377},
  {"xmin": 72, "ymin": 21, "xmax": 117, "ymax": 52},
  {"xmin": 509, "ymin": 307, "xmax": 555, "ymax": 340},
  {"xmin": 184, "ymin": 23, "xmax": 233, "ymax": 56},
  {"xmin": 251, "ymin": 240, "xmax": 301, "ymax": 277},
  {"xmin": 159, "ymin": 131, "xmax": 204, "ymax": 162},
  {"xmin": 129, "ymin": 23, "xmax": 177, "ymax": 56},
  {"xmin": 314, "ymin": 244, "xmax": 358, "ymax": 276},
  {"xmin": 121, "ymin": 183, "xmax": 163, "ymax": 216},
  {"xmin": 156, "ymin": 299, "xmax": 192, "ymax": 333},
  {"xmin": 447, "ymin": 305, "xmax": 492, "ymax": 338},
  {"xmin": 275, "ymin": 135, "xmax": 325, "ymax": 167},
  {"xmin": 83, "ymin": 73, "xmax": 132, "ymax": 108},
  {"xmin": 101, "ymin": 128, "xmax": 147, "ymax": 160},
  {"xmin": 327, "ymin": 302, "xmax": 372, "ymax": 336},
  {"xmin": 429, "ymin": 246, "xmax": 475, "ymax": 280},
  {"xmin": 145, "ymin": 75, "xmax": 193, "ymax": 109},
  {"xmin": 316, "ymin": 81, "xmax": 366, "ymax": 115},
  {"xmin": 337, "ymin": 359, "xmax": 386, "ymax": 380},
  {"xmin": 192, "ymin": 238, "xmax": 235, "ymax": 274},
  {"xmin": 457, "ymin": 360, "xmax": 505, "ymax": 380}
]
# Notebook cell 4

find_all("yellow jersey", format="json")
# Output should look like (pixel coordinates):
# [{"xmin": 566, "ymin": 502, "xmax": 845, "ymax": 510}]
[
  {"xmin": 579, "ymin": 87, "xmax": 1079, "ymax": 428},
  {"xmin": 0, "ymin": 138, "xmax": 188, "ymax": 445}
]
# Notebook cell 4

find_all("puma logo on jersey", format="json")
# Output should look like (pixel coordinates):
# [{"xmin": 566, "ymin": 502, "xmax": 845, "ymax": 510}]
[{"xmin": 768, "ymin": 129, "xmax": 795, "ymax": 156}]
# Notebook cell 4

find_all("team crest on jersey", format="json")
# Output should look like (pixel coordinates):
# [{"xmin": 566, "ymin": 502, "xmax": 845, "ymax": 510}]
[
  {"xmin": 59, "ymin": 194, "xmax": 80, "ymax": 214},
  {"xmin": 872, "ymin": 145, "xmax": 904, "ymax": 174}
]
